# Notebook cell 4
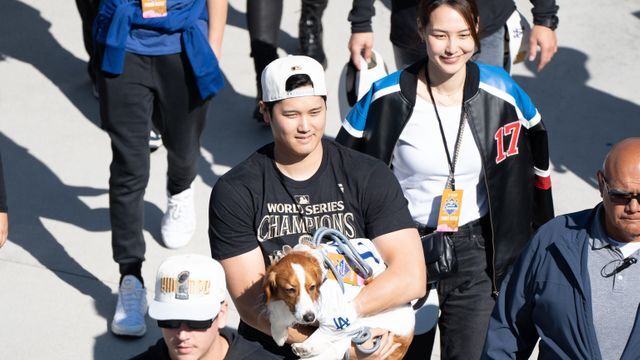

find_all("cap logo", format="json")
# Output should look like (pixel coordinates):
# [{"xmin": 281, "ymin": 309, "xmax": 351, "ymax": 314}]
[
  {"xmin": 176, "ymin": 271, "xmax": 190, "ymax": 300},
  {"xmin": 291, "ymin": 65, "xmax": 302, "ymax": 71},
  {"xmin": 160, "ymin": 273, "xmax": 211, "ymax": 300}
]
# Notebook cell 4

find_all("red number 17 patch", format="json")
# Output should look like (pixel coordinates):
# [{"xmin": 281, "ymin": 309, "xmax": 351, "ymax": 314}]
[{"xmin": 494, "ymin": 121, "xmax": 521, "ymax": 164}]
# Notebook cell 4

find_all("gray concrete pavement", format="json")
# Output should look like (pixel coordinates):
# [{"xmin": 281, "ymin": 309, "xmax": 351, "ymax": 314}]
[{"xmin": 0, "ymin": 0, "xmax": 638, "ymax": 358}]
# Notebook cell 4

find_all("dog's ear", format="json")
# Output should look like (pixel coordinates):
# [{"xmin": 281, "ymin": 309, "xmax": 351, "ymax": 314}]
[{"xmin": 263, "ymin": 270, "xmax": 278, "ymax": 303}]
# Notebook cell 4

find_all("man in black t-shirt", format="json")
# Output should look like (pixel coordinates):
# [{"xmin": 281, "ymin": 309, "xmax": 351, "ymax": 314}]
[{"xmin": 209, "ymin": 56, "xmax": 426, "ymax": 358}]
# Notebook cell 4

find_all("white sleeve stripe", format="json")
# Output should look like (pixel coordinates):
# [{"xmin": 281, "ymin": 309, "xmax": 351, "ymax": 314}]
[
  {"xmin": 479, "ymin": 83, "xmax": 538, "ymax": 129},
  {"xmin": 371, "ymin": 84, "xmax": 401, "ymax": 103},
  {"xmin": 341, "ymin": 118, "xmax": 364, "ymax": 138},
  {"xmin": 534, "ymin": 167, "xmax": 551, "ymax": 177},
  {"xmin": 526, "ymin": 111, "xmax": 541, "ymax": 128}
]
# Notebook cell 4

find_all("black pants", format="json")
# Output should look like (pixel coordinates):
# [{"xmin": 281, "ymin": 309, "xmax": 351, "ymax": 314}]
[
  {"xmin": 74, "ymin": 0, "xmax": 100, "ymax": 82},
  {"xmin": 97, "ymin": 51, "xmax": 209, "ymax": 267},
  {"xmin": 246, "ymin": 0, "xmax": 328, "ymax": 91},
  {"xmin": 412, "ymin": 217, "xmax": 495, "ymax": 360}
]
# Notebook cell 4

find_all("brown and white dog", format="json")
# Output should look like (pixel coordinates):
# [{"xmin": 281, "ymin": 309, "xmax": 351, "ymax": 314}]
[{"xmin": 264, "ymin": 246, "xmax": 414, "ymax": 359}]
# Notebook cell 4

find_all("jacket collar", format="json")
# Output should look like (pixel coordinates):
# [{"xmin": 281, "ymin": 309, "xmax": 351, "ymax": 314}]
[{"xmin": 399, "ymin": 60, "xmax": 480, "ymax": 107}]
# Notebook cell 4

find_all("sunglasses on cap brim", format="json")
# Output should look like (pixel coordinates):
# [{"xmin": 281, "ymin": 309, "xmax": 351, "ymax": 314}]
[{"xmin": 157, "ymin": 317, "xmax": 215, "ymax": 330}]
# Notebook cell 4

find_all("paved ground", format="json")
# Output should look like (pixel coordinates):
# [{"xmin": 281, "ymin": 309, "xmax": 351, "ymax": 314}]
[{"xmin": 0, "ymin": 0, "xmax": 638, "ymax": 358}]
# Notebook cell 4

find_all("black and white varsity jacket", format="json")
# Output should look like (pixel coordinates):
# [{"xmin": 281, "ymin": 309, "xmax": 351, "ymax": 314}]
[{"xmin": 336, "ymin": 60, "xmax": 554, "ymax": 292}]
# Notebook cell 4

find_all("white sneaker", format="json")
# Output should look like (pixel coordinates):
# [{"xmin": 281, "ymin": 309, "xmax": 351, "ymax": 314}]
[
  {"xmin": 161, "ymin": 186, "xmax": 196, "ymax": 249},
  {"xmin": 111, "ymin": 275, "xmax": 147, "ymax": 337}
]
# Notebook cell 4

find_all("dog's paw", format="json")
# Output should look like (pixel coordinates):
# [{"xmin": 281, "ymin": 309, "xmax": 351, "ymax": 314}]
[
  {"xmin": 291, "ymin": 342, "xmax": 319, "ymax": 358},
  {"xmin": 271, "ymin": 327, "xmax": 289, "ymax": 347}
]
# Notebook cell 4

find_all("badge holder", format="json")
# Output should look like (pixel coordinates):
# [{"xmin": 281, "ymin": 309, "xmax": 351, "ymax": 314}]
[
  {"xmin": 424, "ymin": 66, "xmax": 467, "ymax": 233},
  {"xmin": 141, "ymin": 0, "xmax": 167, "ymax": 18}
]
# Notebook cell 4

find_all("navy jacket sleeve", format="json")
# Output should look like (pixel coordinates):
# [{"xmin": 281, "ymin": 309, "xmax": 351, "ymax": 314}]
[{"xmin": 482, "ymin": 232, "xmax": 542, "ymax": 359}]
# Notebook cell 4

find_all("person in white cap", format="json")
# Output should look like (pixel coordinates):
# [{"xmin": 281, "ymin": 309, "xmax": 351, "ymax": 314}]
[
  {"xmin": 131, "ymin": 254, "xmax": 281, "ymax": 360},
  {"xmin": 208, "ymin": 55, "xmax": 426, "ymax": 359}
]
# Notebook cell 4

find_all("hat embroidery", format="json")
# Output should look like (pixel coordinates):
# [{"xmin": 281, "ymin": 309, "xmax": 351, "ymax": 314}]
[
  {"xmin": 176, "ymin": 271, "xmax": 190, "ymax": 300},
  {"xmin": 160, "ymin": 276, "xmax": 211, "ymax": 296}
]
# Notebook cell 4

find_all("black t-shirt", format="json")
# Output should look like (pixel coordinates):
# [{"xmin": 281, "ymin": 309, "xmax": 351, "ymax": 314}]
[
  {"xmin": 209, "ymin": 139, "xmax": 413, "ymax": 264},
  {"xmin": 208, "ymin": 139, "xmax": 414, "ymax": 357},
  {"xmin": 129, "ymin": 327, "xmax": 282, "ymax": 360}
]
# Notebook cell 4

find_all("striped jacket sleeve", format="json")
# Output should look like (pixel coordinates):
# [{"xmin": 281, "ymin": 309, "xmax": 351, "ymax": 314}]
[{"xmin": 335, "ymin": 83, "xmax": 375, "ymax": 151}]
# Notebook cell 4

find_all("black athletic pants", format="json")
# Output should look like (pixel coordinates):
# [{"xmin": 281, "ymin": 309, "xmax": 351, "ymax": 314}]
[{"xmin": 97, "ymin": 51, "xmax": 209, "ymax": 270}]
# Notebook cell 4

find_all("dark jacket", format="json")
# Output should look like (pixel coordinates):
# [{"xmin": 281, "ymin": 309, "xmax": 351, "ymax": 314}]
[
  {"xmin": 130, "ymin": 327, "xmax": 283, "ymax": 360},
  {"xmin": 336, "ymin": 61, "xmax": 554, "ymax": 291},
  {"xmin": 483, "ymin": 206, "xmax": 640, "ymax": 359}
]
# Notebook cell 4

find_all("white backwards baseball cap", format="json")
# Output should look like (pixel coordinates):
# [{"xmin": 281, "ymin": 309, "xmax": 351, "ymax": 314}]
[
  {"xmin": 149, "ymin": 254, "xmax": 227, "ymax": 321},
  {"xmin": 261, "ymin": 55, "xmax": 327, "ymax": 102}
]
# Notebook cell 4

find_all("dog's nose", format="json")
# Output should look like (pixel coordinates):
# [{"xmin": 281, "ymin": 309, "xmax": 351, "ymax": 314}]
[{"xmin": 302, "ymin": 312, "xmax": 315, "ymax": 323}]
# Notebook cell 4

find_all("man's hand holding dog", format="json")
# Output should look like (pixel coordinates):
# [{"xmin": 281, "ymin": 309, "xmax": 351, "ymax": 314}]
[{"xmin": 352, "ymin": 328, "xmax": 401, "ymax": 360}]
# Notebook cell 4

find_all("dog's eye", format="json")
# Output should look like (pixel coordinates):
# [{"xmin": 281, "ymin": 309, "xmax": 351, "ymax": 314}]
[
  {"xmin": 285, "ymin": 287, "xmax": 296, "ymax": 294},
  {"xmin": 309, "ymin": 284, "xmax": 316, "ymax": 291}
]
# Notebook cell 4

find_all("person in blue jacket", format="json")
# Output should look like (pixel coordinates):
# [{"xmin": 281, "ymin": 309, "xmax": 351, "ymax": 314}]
[
  {"xmin": 93, "ymin": 0, "xmax": 227, "ymax": 337},
  {"xmin": 483, "ymin": 137, "xmax": 640, "ymax": 359}
]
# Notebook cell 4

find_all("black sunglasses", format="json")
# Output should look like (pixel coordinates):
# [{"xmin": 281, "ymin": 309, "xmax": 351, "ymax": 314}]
[
  {"xmin": 157, "ymin": 318, "xmax": 215, "ymax": 330},
  {"xmin": 602, "ymin": 176, "xmax": 640, "ymax": 205}
]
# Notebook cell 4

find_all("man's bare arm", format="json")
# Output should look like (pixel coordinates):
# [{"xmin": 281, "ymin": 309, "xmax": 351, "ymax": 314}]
[
  {"xmin": 353, "ymin": 227, "xmax": 426, "ymax": 316},
  {"xmin": 220, "ymin": 247, "xmax": 315, "ymax": 343}
]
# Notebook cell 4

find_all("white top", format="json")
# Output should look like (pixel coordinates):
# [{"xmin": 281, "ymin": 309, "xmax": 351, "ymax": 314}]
[
  {"xmin": 392, "ymin": 95, "xmax": 488, "ymax": 227},
  {"xmin": 607, "ymin": 238, "xmax": 640, "ymax": 258}
]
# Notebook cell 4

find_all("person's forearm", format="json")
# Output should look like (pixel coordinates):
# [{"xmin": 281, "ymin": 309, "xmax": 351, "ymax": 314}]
[
  {"xmin": 207, "ymin": 0, "xmax": 227, "ymax": 58},
  {"xmin": 231, "ymin": 277, "xmax": 273, "ymax": 334},
  {"xmin": 353, "ymin": 229, "xmax": 426, "ymax": 316},
  {"xmin": 353, "ymin": 263, "xmax": 425, "ymax": 316}
]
